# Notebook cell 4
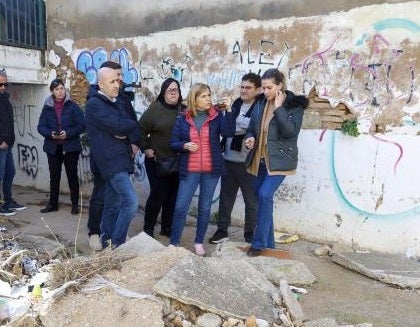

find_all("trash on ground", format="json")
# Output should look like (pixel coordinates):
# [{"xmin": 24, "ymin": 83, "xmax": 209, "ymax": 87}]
[{"xmin": 274, "ymin": 232, "xmax": 299, "ymax": 244}]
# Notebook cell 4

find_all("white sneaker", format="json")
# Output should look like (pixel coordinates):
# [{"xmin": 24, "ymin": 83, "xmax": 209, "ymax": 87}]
[{"xmin": 89, "ymin": 234, "xmax": 103, "ymax": 251}]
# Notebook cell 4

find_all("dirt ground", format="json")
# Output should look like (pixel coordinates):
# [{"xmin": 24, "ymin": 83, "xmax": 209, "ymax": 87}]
[
  {"xmin": 4, "ymin": 186, "xmax": 420, "ymax": 326},
  {"xmin": 37, "ymin": 239, "xmax": 420, "ymax": 327}
]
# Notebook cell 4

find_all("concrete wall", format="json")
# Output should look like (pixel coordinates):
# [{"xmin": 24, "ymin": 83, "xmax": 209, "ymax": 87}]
[{"xmin": 5, "ymin": 1, "xmax": 420, "ymax": 254}]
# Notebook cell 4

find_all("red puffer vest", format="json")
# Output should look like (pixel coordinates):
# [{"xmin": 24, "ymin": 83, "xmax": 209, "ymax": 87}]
[{"xmin": 185, "ymin": 108, "xmax": 218, "ymax": 172}]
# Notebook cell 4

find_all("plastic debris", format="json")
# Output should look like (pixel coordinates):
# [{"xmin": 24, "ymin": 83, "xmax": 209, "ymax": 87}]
[
  {"xmin": 21, "ymin": 256, "xmax": 38, "ymax": 276},
  {"xmin": 274, "ymin": 232, "xmax": 299, "ymax": 244}
]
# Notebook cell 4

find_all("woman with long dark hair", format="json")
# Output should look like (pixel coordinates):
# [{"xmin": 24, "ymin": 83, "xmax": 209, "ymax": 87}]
[
  {"xmin": 244, "ymin": 68, "xmax": 308, "ymax": 256},
  {"xmin": 139, "ymin": 78, "xmax": 186, "ymax": 238},
  {"xmin": 37, "ymin": 79, "xmax": 85, "ymax": 214}
]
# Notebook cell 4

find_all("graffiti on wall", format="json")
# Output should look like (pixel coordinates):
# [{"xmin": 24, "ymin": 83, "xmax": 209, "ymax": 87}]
[
  {"xmin": 16, "ymin": 143, "xmax": 39, "ymax": 178},
  {"xmin": 76, "ymin": 48, "xmax": 139, "ymax": 85},
  {"xmin": 66, "ymin": 14, "xmax": 419, "ymax": 213}
]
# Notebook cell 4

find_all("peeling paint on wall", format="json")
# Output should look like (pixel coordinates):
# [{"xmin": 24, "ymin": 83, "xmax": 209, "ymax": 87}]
[{"xmin": 59, "ymin": 3, "xmax": 420, "ymax": 134}]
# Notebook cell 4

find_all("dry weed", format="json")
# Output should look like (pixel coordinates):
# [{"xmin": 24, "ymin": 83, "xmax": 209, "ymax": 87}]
[{"xmin": 47, "ymin": 249, "xmax": 132, "ymax": 289}]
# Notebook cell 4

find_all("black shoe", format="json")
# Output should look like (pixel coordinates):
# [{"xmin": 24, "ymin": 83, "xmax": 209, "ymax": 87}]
[
  {"xmin": 244, "ymin": 231, "xmax": 254, "ymax": 243},
  {"xmin": 209, "ymin": 229, "xmax": 229, "ymax": 244},
  {"xmin": 71, "ymin": 205, "xmax": 79, "ymax": 215},
  {"xmin": 159, "ymin": 229, "xmax": 171, "ymax": 237},
  {"xmin": 246, "ymin": 247, "xmax": 263, "ymax": 257},
  {"xmin": 40, "ymin": 205, "xmax": 58, "ymax": 213}
]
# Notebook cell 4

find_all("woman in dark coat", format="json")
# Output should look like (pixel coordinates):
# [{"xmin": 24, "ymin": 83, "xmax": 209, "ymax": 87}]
[
  {"xmin": 244, "ymin": 68, "xmax": 308, "ymax": 256},
  {"xmin": 37, "ymin": 79, "xmax": 85, "ymax": 214},
  {"xmin": 138, "ymin": 78, "xmax": 186, "ymax": 238}
]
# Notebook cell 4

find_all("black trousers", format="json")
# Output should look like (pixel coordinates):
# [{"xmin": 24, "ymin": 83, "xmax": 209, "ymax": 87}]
[
  {"xmin": 87, "ymin": 170, "xmax": 106, "ymax": 236},
  {"xmin": 143, "ymin": 157, "xmax": 179, "ymax": 235},
  {"xmin": 217, "ymin": 160, "xmax": 257, "ymax": 233},
  {"xmin": 47, "ymin": 145, "xmax": 80, "ymax": 207}
]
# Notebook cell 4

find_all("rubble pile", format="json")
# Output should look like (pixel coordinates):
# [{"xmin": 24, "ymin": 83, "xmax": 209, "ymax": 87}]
[{"xmin": 0, "ymin": 232, "xmax": 375, "ymax": 327}]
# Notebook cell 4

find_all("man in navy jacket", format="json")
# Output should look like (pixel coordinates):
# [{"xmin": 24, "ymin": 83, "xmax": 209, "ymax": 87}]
[
  {"xmin": 86, "ymin": 61, "xmax": 139, "ymax": 251},
  {"xmin": 85, "ymin": 67, "xmax": 140, "ymax": 248}
]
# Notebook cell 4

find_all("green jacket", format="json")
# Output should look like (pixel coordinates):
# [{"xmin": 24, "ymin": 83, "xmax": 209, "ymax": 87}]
[{"xmin": 138, "ymin": 100, "xmax": 185, "ymax": 158}]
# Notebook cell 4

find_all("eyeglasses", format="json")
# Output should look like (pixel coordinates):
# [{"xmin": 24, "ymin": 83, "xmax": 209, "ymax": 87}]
[
  {"xmin": 0, "ymin": 83, "xmax": 9, "ymax": 87},
  {"xmin": 166, "ymin": 88, "xmax": 179, "ymax": 94}
]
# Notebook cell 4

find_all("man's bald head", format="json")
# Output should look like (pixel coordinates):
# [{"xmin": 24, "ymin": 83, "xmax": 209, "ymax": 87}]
[{"xmin": 98, "ymin": 67, "xmax": 120, "ymax": 99}]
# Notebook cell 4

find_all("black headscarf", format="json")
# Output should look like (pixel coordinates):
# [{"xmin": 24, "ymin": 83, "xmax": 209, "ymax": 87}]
[{"xmin": 156, "ymin": 78, "xmax": 183, "ymax": 110}]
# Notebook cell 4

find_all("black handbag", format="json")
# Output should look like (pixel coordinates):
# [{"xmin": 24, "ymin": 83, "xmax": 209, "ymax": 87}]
[{"xmin": 155, "ymin": 156, "xmax": 179, "ymax": 177}]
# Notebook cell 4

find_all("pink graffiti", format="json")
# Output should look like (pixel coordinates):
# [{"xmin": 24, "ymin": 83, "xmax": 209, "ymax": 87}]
[
  {"xmin": 371, "ymin": 135, "xmax": 403, "ymax": 175},
  {"xmin": 301, "ymin": 37, "xmax": 339, "ymax": 96},
  {"xmin": 319, "ymin": 129, "xmax": 327, "ymax": 142},
  {"xmin": 373, "ymin": 33, "xmax": 390, "ymax": 54},
  {"xmin": 350, "ymin": 53, "xmax": 377, "ymax": 78}
]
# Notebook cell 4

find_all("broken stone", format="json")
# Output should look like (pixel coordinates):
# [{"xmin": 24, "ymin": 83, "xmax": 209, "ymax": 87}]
[
  {"xmin": 116, "ymin": 231, "xmax": 166, "ymax": 256},
  {"xmin": 303, "ymin": 318, "xmax": 338, "ymax": 327},
  {"xmin": 255, "ymin": 318, "xmax": 269, "ymax": 327},
  {"xmin": 196, "ymin": 312, "xmax": 222, "ymax": 327},
  {"xmin": 314, "ymin": 245, "xmax": 332, "ymax": 256},
  {"xmin": 223, "ymin": 317, "xmax": 242, "ymax": 327},
  {"xmin": 279, "ymin": 279, "xmax": 304, "ymax": 326},
  {"xmin": 332, "ymin": 252, "xmax": 420, "ymax": 289},
  {"xmin": 245, "ymin": 315, "xmax": 257, "ymax": 327},
  {"xmin": 154, "ymin": 256, "xmax": 277, "ymax": 321},
  {"xmin": 213, "ymin": 242, "xmax": 316, "ymax": 286}
]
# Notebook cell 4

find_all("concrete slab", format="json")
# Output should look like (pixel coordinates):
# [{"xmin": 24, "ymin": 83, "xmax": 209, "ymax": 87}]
[
  {"xmin": 332, "ymin": 252, "xmax": 420, "ymax": 289},
  {"xmin": 154, "ymin": 255, "xmax": 278, "ymax": 321},
  {"xmin": 117, "ymin": 231, "xmax": 166, "ymax": 256},
  {"xmin": 213, "ymin": 241, "xmax": 316, "ymax": 286}
]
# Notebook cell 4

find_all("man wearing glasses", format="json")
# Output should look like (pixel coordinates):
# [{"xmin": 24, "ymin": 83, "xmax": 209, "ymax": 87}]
[
  {"xmin": 0, "ymin": 70, "xmax": 26, "ymax": 216},
  {"xmin": 209, "ymin": 73, "xmax": 262, "ymax": 244}
]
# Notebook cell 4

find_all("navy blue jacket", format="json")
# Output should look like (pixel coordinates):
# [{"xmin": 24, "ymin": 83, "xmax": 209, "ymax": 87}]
[
  {"xmin": 170, "ymin": 108, "xmax": 236, "ymax": 179},
  {"xmin": 85, "ymin": 92, "xmax": 140, "ymax": 180},
  {"xmin": 246, "ymin": 90, "xmax": 308, "ymax": 172},
  {"xmin": 37, "ymin": 94, "xmax": 85, "ymax": 155}
]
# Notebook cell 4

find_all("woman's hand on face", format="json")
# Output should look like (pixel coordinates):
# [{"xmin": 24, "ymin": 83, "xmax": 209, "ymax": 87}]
[
  {"xmin": 184, "ymin": 142, "xmax": 199, "ymax": 152},
  {"xmin": 244, "ymin": 137, "xmax": 255, "ymax": 150},
  {"xmin": 144, "ymin": 149, "xmax": 155, "ymax": 158},
  {"xmin": 274, "ymin": 90, "xmax": 286, "ymax": 108}
]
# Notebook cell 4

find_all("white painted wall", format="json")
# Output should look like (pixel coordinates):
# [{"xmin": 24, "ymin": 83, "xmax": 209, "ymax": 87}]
[
  {"xmin": 5, "ymin": 2, "xmax": 420, "ymax": 254},
  {"xmin": 0, "ymin": 45, "xmax": 47, "ymax": 84}
]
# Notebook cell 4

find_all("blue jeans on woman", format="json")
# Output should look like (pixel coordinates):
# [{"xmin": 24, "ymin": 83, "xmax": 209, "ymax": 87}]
[
  {"xmin": 0, "ymin": 147, "xmax": 15, "ymax": 205},
  {"xmin": 101, "ymin": 171, "xmax": 138, "ymax": 248},
  {"xmin": 251, "ymin": 160, "xmax": 286, "ymax": 250},
  {"xmin": 170, "ymin": 172, "xmax": 219, "ymax": 245}
]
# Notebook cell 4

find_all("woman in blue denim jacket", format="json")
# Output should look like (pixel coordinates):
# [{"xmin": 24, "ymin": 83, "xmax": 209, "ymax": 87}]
[{"xmin": 244, "ymin": 68, "xmax": 308, "ymax": 256}]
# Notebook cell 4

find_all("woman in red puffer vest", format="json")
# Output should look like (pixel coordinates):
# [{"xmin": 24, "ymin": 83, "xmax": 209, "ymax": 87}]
[{"xmin": 169, "ymin": 83, "xmax": 235, "ymax": 256}]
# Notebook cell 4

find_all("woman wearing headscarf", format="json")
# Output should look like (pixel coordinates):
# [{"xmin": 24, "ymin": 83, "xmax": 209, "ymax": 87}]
[
  {"xmin": 138, "ymin": 78, "xmax": 186, "ymax": 238},
  {"xmin": 37, "ymin": 78, "xmax": 85, "ymax": 215}
]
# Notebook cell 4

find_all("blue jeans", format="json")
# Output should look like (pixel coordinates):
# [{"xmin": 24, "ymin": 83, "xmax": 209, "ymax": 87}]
[
  {"xmin": 170, "ymin": 173, "xmax": 219, "ymax": 245},
  {"xmin": 251, "ymin": 160, "xmax": 285, "ymax": 250},
  {"xmin": 100, "ymin": 172, "xmax": 138, "ymax": 248},
  {"xmin": 0, "ymin": 147, "xmax": 16, "ymax": 206}
]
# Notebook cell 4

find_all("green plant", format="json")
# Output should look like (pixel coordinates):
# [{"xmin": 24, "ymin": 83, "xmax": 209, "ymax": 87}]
[{"xmin": 341, "ymin": 118, "xmax": 360, "ymax": 137}]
